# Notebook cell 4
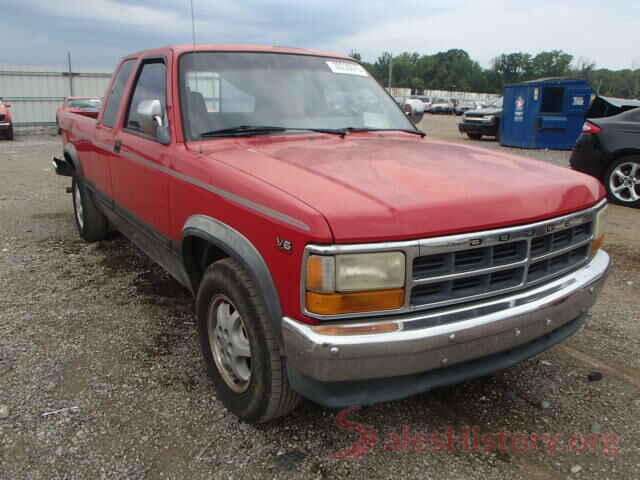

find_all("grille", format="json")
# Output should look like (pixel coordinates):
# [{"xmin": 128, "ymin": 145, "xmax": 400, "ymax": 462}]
[
  {"xmin": 410, "ymin": 220, "xmax": 594, "ymax": 309},
  {"xmin": 413, "ymin": 241, "xmax": 526, "ymax": 277},
  {"xmin": 463, "ymin": 118, "xmax": 488, "ymax": 125},
  {"xmin": 304, "ymin": 202, "xmax": 603, "ymax": 320},
  {"xmin": 412, "ymin": 267, "xmax": 525, "ymax": 305}
]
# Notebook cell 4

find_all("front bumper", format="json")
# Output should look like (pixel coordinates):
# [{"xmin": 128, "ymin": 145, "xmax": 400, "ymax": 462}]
[
  {"xmin": 283, "ymin": 250, "xmax": 610, "ymax": 405},
  {"xmin": 458, "ymin": 121, "xmax": 497, "ymax": 136}
]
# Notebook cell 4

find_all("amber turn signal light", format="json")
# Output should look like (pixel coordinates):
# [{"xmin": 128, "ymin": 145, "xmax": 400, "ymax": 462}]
[
  {"xmin": 306, "ymin": 289, "xmax": 405, "ymax": 315},
  {"xmin": 590, "ymin": 234, "xmax": 605, "ymax": 256}
]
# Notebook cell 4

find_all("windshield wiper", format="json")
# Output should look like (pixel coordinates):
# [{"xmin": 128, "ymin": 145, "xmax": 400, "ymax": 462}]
[
  {"xmin": 199, "ymin": 125, "xmax": 346, "ymax": 138},
  {"xmin": 344, "ymin": 127, "xmax": 426, "ymax": 138}
]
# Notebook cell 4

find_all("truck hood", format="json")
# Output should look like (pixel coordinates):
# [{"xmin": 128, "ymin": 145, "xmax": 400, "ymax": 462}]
[{"xmin": 204, "ymin": 134, "xmax": 604, "ymax": 243}]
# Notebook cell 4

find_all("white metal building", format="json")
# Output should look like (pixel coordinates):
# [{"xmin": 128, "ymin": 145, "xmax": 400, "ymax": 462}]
[{"xmin": 0, "ymin": 64, "xmax": 113, "ymax": 127}]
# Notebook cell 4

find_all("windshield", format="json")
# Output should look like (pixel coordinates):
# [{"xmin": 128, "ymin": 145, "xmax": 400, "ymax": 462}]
[
  {"xmin": 68, "ymin": 99, "xmax": 101, "ymax": 109},
  {"xmin": 179, "ymin": 52, "xmax": 415, "ymax": 140}
]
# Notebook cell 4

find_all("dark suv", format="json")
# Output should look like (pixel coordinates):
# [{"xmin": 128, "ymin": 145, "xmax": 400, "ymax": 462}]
[{"xmin": 458, "ymin": 98, "xmax": 503, "ymax": 140}]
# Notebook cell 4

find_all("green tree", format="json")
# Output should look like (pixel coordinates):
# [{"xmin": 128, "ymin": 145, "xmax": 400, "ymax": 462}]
[
  {"xmin": 349, "ymin": 50, "xmax": 362, "ymax": 62},
  {"xmin": 531, "ymin": 50, "xmax": 573, "ymax": 78},
  {"xmin": 357, "ymin": 47, "xmax": 638, "ymax": 98}
]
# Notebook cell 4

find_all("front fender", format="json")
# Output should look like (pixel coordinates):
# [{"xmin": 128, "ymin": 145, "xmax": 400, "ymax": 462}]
[{"xmin": 182, "ymin": 215, "xmax": 285, "ymax": 350}]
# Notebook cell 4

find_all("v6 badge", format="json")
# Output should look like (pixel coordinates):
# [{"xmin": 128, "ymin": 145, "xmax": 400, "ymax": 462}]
[{"xmin": 276, "ymin": 237, "xmax": 293, "ymax": 252}]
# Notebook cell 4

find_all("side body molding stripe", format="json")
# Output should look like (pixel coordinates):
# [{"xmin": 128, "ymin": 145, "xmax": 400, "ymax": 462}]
[
  {"xmin": 121, "ymin": 149, "xmax": 311, "ymax": 232},
  {"xmin": 182, "ymin": 215, "xmax": 286, "ymax": 349}
]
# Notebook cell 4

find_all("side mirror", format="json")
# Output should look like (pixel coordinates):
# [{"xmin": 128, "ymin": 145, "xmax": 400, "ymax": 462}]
[
  {"xmin": 137, "ymin": 99, "xmax": 170, "ymax": 144},
  {"xmin": 403, "ymin": 100, "xmax": 424, "ymax": 125}
]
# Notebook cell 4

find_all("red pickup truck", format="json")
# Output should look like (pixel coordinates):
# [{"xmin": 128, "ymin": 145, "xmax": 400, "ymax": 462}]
[
  {"xmin": 55, "ymin": 45, "xmax": 610, "ymax": 423},
  {"xmin": 56, "ymin": 96, "xmax": 102, "ymax": 134}
]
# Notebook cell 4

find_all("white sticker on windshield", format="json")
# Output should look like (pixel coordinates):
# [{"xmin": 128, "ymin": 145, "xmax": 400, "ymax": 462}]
[{"xmin": 326, "ymin": 61, "xmax": 368, "ymax": 77}]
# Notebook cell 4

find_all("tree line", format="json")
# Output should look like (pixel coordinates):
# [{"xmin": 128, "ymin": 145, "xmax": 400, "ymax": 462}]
[{"xmin": 351, "ymin": 49, "xmax": 640, "ymax": 99}]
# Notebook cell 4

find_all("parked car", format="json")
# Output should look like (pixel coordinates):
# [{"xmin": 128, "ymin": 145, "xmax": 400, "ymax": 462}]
[
  {"xmin": 410, "ymin": 95, "xmax": 431, "ymax": 111},
  {"xmin": 458, "ymin": 97, "xmax": 503, "ymax": 140},
  {"xmin": 455, "ymin": 101, "xmax": 481, "ymax": 116},
  {"xmin": 430, "ymin": 98, "xmax": 453, "ymax": 114},
  {"xmin": 56, "ymin": 97, "xmax": 102, "ymax": 134},
  {"xmin": 390, "ymin": 96, "xmax": 425, "ymax": 121},
  {"xmin": 55, "ymin": 45, "xmax": 609, "ymax": 423},
  {"xmin": 0, "ymin": 98, "xmax": 14, "ymax": 140},
  {"xmin": 570, "ymin": 108, "xmax": 640, "ymax": 208}
]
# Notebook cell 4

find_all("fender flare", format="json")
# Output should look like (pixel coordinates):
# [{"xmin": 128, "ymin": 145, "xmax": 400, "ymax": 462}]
[
  {"xmin": 182, "ymin": 215, "xmax": 285, "ymax": 350},
  {"xmin": 63, "ymin": 142, "xmax": 82, "ymax": 176}
]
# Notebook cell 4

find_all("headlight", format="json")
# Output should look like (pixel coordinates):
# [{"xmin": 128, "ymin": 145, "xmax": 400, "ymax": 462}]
[
  {"xmin": 305, "ymin": 252, "xmax": 406, "ymax": 315},
  {"xmin": 483, "ymin": 115, "xmax": 495, "ymax": 121},
  {"xmin": 591, "ymin": 204, "xmax": 608, "ymax": 256}
]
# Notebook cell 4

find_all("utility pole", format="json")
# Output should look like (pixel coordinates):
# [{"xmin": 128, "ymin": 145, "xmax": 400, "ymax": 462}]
[
  {"xmin": 67, "ymin": 51, "xmax": 74, "ymax": 96},
  {"xmin": 633, "ymin": 58, "xmax": 640, "ymax": 99}
]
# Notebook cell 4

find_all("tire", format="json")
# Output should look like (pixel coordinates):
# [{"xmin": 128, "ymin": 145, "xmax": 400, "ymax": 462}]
[
  {"xmin": 467, "ymin": 133, "xmax": 482, "ymax": 140},
  {"xmin": 604, "ymin": 156, "xmax": 640, "ymax": 208},
  {"xmin": 71, "ymin": 177, "xmax": 109, "ymax": 241},
  {"xmin": 196, "ymin": 258, "xmax": 301, "ymax": 423},
  {"xmin": 7, "ymin": 126, "xmax": 13, "ymax": 141}
]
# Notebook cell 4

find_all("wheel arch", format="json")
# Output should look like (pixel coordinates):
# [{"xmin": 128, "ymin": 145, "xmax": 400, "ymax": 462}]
[
  {"xmin": 602, "ymin": 149, "xmax": 640, "ymax": 182},
  {"xmin": 610, "ymin": 148, "xmax": 640, "ymax": 164},
  {"xmin": 181, "ymin": 215, "xmax": 285, "ymax": 350},
  {"xmin": 63, "ymin": 143, "xmax": 82, "ymax": 176}
]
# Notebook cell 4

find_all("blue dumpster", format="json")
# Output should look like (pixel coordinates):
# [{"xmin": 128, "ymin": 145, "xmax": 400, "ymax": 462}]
[{"xmin": 500, "ymin": 78, "xmax": 593, "ymax": 150}]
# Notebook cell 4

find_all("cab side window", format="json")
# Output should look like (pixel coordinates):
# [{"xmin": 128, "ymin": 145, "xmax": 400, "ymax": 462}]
[
  {"xmin": 102, "ymin": 59, "xmax": 135, "ymax": 128},
  {"xmin": 125, "ymin": 61, "xmax": 167, "ymax": 136}
]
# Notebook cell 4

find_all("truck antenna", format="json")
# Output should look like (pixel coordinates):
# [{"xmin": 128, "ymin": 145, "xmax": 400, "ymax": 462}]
[
  {"xmin": 190, "ymin": 0, "xmax": 197, "ymax": 48},
  {"xmin": 189, "ymin": 0, "xmax": 200, "ymax": 99}
]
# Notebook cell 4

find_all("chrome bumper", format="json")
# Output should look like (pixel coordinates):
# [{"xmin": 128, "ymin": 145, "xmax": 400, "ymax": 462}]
[{"xmin": 283, "ymin": 250, "xmax": 610, "ymax": 383}]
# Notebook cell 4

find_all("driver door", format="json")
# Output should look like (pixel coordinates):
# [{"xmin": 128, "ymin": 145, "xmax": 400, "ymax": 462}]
[{"xmin": 111, "ymin": 57, "xmax": 172, "ymax": 236}]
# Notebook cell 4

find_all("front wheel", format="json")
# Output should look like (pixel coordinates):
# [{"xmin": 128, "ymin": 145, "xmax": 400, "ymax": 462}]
[
  {"xmin": 467, "ymin": 133, "xmax": 482, "ymax": 140},
  {"xmin": 604, "ymin": 156, "xmax": 640, "ymax": 208},
  {"xmin": 7, "ymin": 126, "xmax": 13, "ymax": 141},
  {"xmin": 196, "ymin": 258, "xmax": 301, "ymax": 423}
]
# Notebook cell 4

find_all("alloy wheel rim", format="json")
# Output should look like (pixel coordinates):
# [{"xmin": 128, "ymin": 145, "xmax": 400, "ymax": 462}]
[
  {"xmin": 609, "ymin": 161, "xmax": 640, "ymax": 203},
  {"xmin": 74, "ymin": 183, "xmax": 84, "ymax": 229},
  {"xmin": 208, "ymin": 295, "xmax": 252, "ymax": 393}
]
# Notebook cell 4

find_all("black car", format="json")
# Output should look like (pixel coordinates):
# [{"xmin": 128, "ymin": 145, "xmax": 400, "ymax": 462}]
[
  {"xmin": 458, "ymin": 98, "xmax": 502, "ymax": 140},
  {"xmin": 570, "ymin": 108, "xmax": 640, "ymax": 208},
  {"xmin": 454, "ymin": 101, "xmax": 481, "ymax": 116}
]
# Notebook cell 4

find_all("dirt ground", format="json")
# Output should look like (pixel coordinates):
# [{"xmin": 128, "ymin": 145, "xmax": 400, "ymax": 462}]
[{"xmin": 1, "ymin": 119, "xmax": 639, "ymax": 480}]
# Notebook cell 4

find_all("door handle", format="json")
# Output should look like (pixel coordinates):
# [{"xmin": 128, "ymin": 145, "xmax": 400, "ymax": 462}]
[{"xmin": 113, "ymin": 140, "xmax": 122, "ymax": 154}]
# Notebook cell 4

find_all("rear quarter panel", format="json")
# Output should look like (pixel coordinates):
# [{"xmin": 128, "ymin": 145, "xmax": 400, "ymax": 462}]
[{"xmin": 60, "ymin": 111, "xmax": 102, "ymax": 183}]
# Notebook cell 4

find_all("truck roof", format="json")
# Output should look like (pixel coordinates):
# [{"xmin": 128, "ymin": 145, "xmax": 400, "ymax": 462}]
[{"xmin": 124, "ymin": 44, "xmax": 352, "ymax": 61}]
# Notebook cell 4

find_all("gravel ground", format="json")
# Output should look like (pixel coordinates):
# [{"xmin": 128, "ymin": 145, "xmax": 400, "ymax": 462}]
[{"xmin": 1, "ymin": 122, "xmax": 639, "ymax": 479}]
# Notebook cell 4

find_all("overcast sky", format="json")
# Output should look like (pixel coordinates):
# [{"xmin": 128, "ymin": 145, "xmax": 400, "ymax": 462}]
[{"xmin": 2, "ymin": 0, "xmax": 639, "ymax": 71}]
